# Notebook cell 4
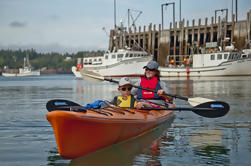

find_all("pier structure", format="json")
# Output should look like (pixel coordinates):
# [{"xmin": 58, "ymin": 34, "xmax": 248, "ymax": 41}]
[{"xmin": 108, "ymin": 10, "xmax": 251, "ymax": 66}]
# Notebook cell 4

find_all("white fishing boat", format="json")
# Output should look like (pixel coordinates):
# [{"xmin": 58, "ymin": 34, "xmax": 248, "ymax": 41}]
[
  {"xmin": 159, "ymin": 45, "xmax": 251, "ymax": 77},
  {"xmin": 79, "ymin": 49, "xmax": 152, "ymax": 78},
  {"xmin": 2, "ymin": 56, "xmax": 40, "ymax": 77}
]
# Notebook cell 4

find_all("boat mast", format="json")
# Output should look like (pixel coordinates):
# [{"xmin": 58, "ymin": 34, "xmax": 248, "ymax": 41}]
[
  {"xmin": 24, "ymin": 53, "xmax": 31, "ymax": 68},
  {"xmin": 114, "ymin": 0, "xmax": 116, "ymax": 29}
]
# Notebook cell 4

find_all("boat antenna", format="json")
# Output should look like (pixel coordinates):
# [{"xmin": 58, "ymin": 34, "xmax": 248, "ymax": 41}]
[
  {"xmin": 102, "ymin": 27, "xmax": 109, "ymax": 37},
  {"xmin": 114, "ymin": 0, "xmax": 117, "ymax": 28},
  {"xmin": 127, "ymin": 9, "xmax": 142, "ymax": 30}
]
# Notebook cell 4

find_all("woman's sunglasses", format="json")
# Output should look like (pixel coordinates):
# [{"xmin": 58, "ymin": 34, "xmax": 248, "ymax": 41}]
[
  {"xmin": 120, "ymin": 87, "xmax": 132, "ymax": 91},
  {"xmin": 145, "ymin": 68, "xmax": 156, "ymax": 72}
]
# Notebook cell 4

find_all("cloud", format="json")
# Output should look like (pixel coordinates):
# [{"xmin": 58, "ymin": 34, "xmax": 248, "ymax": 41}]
[
  {"xmin": 47, "ymin": 14, "xmax": 60, "ymax": 21},
  {"xmin": 9, "ymin": 21, "xmax": 27, "ymax": 28}
]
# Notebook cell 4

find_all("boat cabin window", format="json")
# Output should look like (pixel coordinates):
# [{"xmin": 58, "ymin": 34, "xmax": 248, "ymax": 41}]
[
  {"xmin": 94, "ymin": 59, "xmax": 97, "ymax": 62},
  {"xmin": 125, "ymin": 53, "xmax": 129, "ymax": 58},
  {"xmin": 217, "ymin": 54, "xmax": 222, "ymax": 60},
  {"xmin": 130, "ymin": 54, "xmax": 133, "ymax": 57},
  {"xmin": 137, "ymin": 54, "xmax": 141, "ymax": 57},
  {"xmin": 242, "ymin": 54, "xmax": 247, "ymax": 58},
  {"xmin": 211, "ymin": 54, "xmax": 215, "ymax": 60},
  {"xmin": 112, "ymin": 54, "xmax": 116, "ymax": 59},
  {"xmin": 224, "ymin": 54, "xmax": 228, "ymax": 59},
  {"xmin": 98, "ymin": 58, "xmax": 102, "ymax": 61},
  {"xmin": 134, "ymin": 54, "xmax": 137, "ymax": 57},
  {"xmin": 117, "ymin": 54, "xmax": 123, "ymax": 59},
  {"xmin": 105, "ymin": 55, "xmax": 108, "ymax": 59},
  {"xmin": 233, "ymin": 53, "xmax": 240, "ymax": 60}
]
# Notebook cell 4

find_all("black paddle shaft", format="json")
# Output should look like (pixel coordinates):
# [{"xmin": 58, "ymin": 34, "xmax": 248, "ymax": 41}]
[{"xmin": 104, "ymin": 78, "xmax": 188, "ymax": 100}]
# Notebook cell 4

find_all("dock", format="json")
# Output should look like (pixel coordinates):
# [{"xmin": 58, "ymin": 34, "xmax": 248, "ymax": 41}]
[{"xmin": 108, "ymin": 10, "xmax": 251, "ymax": 66}]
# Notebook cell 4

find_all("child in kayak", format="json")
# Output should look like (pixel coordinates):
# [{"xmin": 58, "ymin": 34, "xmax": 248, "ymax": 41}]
[{"xmin": 110, "ymin": 77, "xmax": 137, "ymax": 108}]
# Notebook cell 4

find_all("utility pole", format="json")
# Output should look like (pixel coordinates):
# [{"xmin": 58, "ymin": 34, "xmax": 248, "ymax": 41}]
[
  {"xmin": 161, "ymin": 2, "xmax": 175, "ymax": 30},
  {"xmin": 231, "ymin": 0, "xmax": 233, "ymax": 19},
  {"xmin": 235, "ymin": 0, "xmax": 238, "ymax": 21},
  {"xmin": 179, "ymin": 0, "xmax": 181, "ymax": 22}
]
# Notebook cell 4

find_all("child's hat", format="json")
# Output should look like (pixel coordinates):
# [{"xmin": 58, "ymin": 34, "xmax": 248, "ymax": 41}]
[{"xmin": 119, "ymin": 77, "xmax": 132, "ymax": 86}]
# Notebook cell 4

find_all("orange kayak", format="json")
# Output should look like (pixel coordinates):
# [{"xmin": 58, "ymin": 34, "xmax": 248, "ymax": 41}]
[{"xmin": 46, "ymin": 106, "xmax": 174, "ymax": 159}]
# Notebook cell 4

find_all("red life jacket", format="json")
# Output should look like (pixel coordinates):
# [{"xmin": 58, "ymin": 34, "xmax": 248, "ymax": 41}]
[{"xmin": 137, "ymin": 76, "xmax": 162, "ymax": 100}]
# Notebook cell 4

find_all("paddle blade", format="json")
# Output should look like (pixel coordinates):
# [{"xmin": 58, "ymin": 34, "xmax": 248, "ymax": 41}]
[
  {"xmin": 193, "ymin": 101, "xmax": 230, "ymax": 118},
  {"xmin": 46, "ymin": 99, "xmax": 81, "ymax": 112},
  {"xmin": 81, "ymin": 70, "xmax": 104, "ymax": 82},
  {"xmin": 188, "ymin": 97, "xmax": 214, "ymax": 106}
]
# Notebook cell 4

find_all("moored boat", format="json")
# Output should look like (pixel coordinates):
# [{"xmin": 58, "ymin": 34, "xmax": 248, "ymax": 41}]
[
  {"xmin": 79, "ymin": 49, "xmax": 152, "ymax": 78},
  {"xmin": 46, "ymin": 105, "xmax": 174, "ymax": 159},
  {"xmin": 2, "ymin": 55, "xmax": 40, "ymax": 77},
  {"xmin": 159, "ymin": 43, "xmax": 251, "ymax": 77},
  {"xmin": 77, "ymin": 20, "xmax": 153, "ymax": 79}
]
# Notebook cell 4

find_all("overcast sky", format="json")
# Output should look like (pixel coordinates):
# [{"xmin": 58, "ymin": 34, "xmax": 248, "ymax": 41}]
[{"xmin": 0, "ymin": 0, "xmax": 250, "ymax": 53}]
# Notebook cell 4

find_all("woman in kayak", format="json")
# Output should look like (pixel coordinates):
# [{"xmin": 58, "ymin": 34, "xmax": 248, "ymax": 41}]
[
  {"xmin": 131, "ymin": 60, "xmax": 173, "ymax": 109},
  {"xmin": 110, "ymin": 77, "xmax": 137, "ymax": 108}
]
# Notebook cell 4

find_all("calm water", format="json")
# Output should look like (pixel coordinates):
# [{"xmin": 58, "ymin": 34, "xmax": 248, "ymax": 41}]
[{"xmin": 0, "ymin": 75, "xmax": 250, "ymax": 166}]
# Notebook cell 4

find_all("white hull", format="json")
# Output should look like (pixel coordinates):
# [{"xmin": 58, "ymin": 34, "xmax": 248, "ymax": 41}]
[
  {"xmin": 2, "ymin": 70, "xmax": 40, "ymax": 77},
  {"xmin": 80, "ymin": 56, "xmax": 152, "ymax": 78},
  {"xmin": 71, "ymin": 66, "xmax": 82, "ymax": 78},
  {"xmin": 160, "ymin": 58, "xmax": 251, "ymax": 77}
]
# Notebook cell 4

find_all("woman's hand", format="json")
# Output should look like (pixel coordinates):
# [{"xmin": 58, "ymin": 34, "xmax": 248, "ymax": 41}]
[
  {"xmin": 165, "ymin": 97, "xmax": 173, "ymax": 103},
  {"xmin": 157, "ymin": 89, "xmax": 173, "ymax": 103},
  {"xmin": 157, "ymin": 89, "xmax": 165, "ymax": 96},
  {"xmin": 135, "ymin": 102, "xmax": 152, "ymax": 109}
]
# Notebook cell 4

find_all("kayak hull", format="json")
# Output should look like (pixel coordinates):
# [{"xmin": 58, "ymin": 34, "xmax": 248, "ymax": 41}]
[{"xmin": 46, "ymin": 107, "xmax": 174, "ymax": 159}]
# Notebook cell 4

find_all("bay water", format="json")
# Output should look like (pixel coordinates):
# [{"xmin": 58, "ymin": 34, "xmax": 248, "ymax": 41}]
[{"xmin": 0, "ymin": 75, "xmax": 250, "ymax": 166}]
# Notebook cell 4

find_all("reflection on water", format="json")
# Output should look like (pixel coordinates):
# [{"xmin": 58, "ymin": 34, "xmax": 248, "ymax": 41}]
[
  {"xmin": 193, "ymin": 146, "xmax": 230, "ymax": 165},
  {"xmin": 47, "ymin": 148, "xmax": 68, "ymax": 166},
  {"xmin": 189, "ymin": 130, "xmax": 222, "ymax": 147},
  {"xmin": 0, "ymin": 75, "xmax": 251, "ymax": 166}
]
